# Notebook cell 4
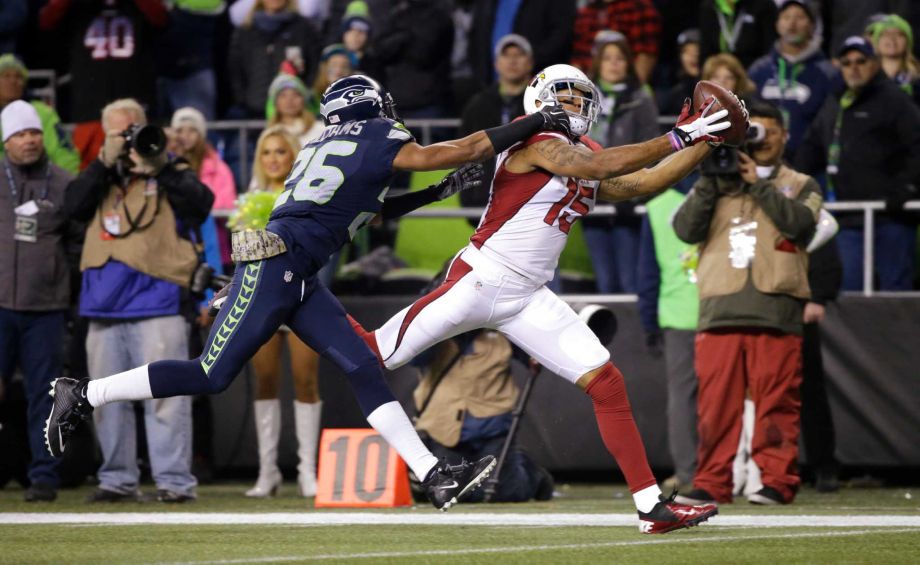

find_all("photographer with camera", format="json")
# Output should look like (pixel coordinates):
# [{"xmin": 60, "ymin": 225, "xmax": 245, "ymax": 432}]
[
  {"xmin": 671, "ymin": 100, "xmax": 822, "ymax": 507},
  {"xmin": 64, "ymin": 99, "xmax": 214, "ymax": 503}
]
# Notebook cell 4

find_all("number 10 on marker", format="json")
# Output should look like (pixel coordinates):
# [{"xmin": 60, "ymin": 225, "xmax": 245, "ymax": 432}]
[{"xmin": 314, "ymin": 429, "xmax": 413, "ymax": 508}]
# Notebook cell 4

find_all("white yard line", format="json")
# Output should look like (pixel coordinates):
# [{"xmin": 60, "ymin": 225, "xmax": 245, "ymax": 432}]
[
  {"xmin": 153, "ymin": 528, "xmax": 920, "ymax": 564},
  {"xmin": 2, "ymin": 512, "xmax": 920, "ymax": 528}
]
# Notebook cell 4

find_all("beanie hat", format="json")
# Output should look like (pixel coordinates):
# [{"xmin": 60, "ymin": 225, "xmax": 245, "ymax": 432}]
[
  {"xmin": 777, "ymin": 0, "xmax": 816, "ymax": 23},
  {"xmin": 342, "ymin": 14, "xmax": 372, "ymax": 35},
  {"xmin": 0, "ymin": 54, "xmax": 28, "ymax": 80},
  {"xmin": 344, "ymin": 0, "xmax": 369, "ymax": 18},
  {"xmin": 677, "ymin": 28, "xmax": 701, "ymax": 48},
  {"xmin": 265, "ymin": 73, "xmax": 312, "ymax": 121},
  {"xmin": 837, "ymin": 35, "xmax": 876, "ymax": 59},
  {"xmin": 866, "ymin": 14, "xmax": 914, "ymax": 54},
  {"xmin": 321, "ymin": 43, "xmax": 359, "ymax": 67},
  {"xmin": 171, "ymin": 106, "xmax": 207, "ymax": 137},
  {"xmin": 269, "ymin": 73, "xmax": 310, "ymax": 104},
  {"xmin": 1, "ymin": 100, "xmax": 42, "ymax": 142},
  {"xmin": 341, "ymin": 0, "xmax": 372, "ymax": 36}
]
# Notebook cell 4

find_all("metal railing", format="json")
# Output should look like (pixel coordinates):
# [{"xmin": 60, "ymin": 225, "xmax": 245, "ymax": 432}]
[
  {"xmin": 213, "ymin": 200, "xmax": 920, "ymax": 298},
  {"xmin": 395, "ymin": 201, "xmax": 920, "ymax": 297}
]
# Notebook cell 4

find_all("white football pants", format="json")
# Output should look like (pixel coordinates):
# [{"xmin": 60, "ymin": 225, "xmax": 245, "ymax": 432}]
[{"xmin": 374, "ymin": 246, "xmax": 610, "ymax": 383}]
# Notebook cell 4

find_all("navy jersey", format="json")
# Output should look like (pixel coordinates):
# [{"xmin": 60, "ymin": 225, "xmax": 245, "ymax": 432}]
[{"xmin": 266, "ymin": 117, "xmax": 414, "ymax": 276}]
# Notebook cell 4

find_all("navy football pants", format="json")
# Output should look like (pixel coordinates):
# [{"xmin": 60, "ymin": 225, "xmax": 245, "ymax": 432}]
[{"xmin": 147, "ymin": 254, "xmax": 396, "ymax": 416}]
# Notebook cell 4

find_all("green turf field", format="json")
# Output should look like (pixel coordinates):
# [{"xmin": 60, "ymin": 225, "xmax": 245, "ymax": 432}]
[{"xmin": 2, "ymin": 483, "xmax": 919, "ymax": 564}]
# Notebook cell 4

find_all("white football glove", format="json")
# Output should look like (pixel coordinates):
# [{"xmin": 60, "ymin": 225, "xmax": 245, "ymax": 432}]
[{"xmin": 669, "ymin": 96, "xmax": 731, "ymax": 149}]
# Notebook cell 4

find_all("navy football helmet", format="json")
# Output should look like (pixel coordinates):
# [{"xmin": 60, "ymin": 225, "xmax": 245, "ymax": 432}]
[{"xmin": 320, "ymin": 75, "xmax": 400, "ymax": 126}]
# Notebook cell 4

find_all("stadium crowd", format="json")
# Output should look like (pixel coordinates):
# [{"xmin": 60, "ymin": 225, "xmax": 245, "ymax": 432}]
[{"xmin": 1, "ymin": 0, "xmax": 918, "ymax": 506}]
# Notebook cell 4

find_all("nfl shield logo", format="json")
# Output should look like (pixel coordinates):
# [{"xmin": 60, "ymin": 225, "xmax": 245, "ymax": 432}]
[{"xmin": 284, "ymin": 271, "xmax": 293, "ymax": 283}]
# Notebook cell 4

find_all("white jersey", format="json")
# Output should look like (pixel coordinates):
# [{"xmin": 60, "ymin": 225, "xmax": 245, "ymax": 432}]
[{"xmin": 469, "ymin": 131, "xmax": 601, "ymax": 284}]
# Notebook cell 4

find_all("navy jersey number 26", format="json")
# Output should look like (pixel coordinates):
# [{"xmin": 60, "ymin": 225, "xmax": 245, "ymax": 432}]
[{"xmin": 266, "ymin": 117, "xmax": 414, "ymax": 276}]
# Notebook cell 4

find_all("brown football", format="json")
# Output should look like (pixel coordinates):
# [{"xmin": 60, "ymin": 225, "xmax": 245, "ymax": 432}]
[{"xmin": 692, "ymin": 80, "xmax": 747, "ymax": 146}]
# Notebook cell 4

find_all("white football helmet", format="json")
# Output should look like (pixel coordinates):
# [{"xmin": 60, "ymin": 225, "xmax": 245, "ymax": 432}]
[{"xmin": 524, "ymin": 64, "xmax": 602, "ymax": 137}]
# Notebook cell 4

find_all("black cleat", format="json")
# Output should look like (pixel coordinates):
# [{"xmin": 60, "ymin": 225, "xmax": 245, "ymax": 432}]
[
  {"xmin": 748, "ymin": 486, "xmax": 786, "ymax": 505},
  {"xmin": 673, "ymin": 487, "xmax": 717, "ymax": 506},
  {"xmin": 44, "ymin": 377, "xmax": 93, "ymax": 458},
  {"xmin": 639, "ymin": 491, "xmax": 719, "ymax": 534},
  {"xmin": 24, "ymin": 484, "xmax": 57, "ymax": 502},
  {"xmin": 85, "ymin": 488, "xmax": 140, "ymax": 503},
  {"xmin": 422, "ymin": 456, "xmax": 496, "ymax": 511}
]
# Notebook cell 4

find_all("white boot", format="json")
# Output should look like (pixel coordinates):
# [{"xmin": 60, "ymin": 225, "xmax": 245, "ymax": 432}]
[
  {"xmin": 294, "ymin": 400, "xmax": 322, "ymax": 497},
  {"xmin": 245, "ymin": 399, "xmax": 282, "ymax": 498}
]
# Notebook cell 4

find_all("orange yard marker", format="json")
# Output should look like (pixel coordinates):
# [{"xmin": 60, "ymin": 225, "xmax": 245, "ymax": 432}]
[{"xmin": 314, "ymin": 429, "xmax": 412, "ymax": 508}]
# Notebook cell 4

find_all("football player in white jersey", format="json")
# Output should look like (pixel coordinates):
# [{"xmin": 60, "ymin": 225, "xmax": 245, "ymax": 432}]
[{"xmin": 350, "ymin": 64, "xmax": 742, "ymax": 534}]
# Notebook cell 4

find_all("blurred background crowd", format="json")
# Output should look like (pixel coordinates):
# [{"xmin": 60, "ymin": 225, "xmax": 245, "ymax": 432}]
[
  {"xmin": 1, "ymin": 0, "xmax": 918, "ymax": 504},
  {"xmin": 3, "ymin": 0, "xmax": 919, "ymax": 293}
]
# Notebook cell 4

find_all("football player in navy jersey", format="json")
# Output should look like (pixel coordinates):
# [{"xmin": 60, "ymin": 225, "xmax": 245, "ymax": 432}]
[{"xmin": 45, "ymin": 75, "xmax": 572, "ymax": 510}]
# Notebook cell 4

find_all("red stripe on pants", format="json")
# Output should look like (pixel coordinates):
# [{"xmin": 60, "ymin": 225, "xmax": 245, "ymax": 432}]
[
  {"xmin": 347, "ymin": 314, "xmax": 382, "ymax": 365},
  {"xmin": 693, "ymin": 330, "xmax": 803, "ymax": 502},
  {"xmin": 585, "ymin": 362, "xmax": 657, "ymax": 493},
  {"xmin": 387, "ymin": 257, "xmax": 473, "ymax": 359}
]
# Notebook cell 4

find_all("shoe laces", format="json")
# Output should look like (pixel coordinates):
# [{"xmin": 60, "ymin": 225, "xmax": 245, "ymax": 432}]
[
  {"xmin": 60, "ymin": 401, "xmax": 91, "ymax": 434},
  {"xmin": 660, "ymin": 487, "xmax": 679, "ymax": 504}
]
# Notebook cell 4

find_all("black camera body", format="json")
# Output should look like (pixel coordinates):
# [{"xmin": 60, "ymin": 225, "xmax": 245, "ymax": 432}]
[
  {"xmin": 700, "ymin": 122, "xmax": 767, "ymax": 178},
  {"xmin": 120, "ymin": 123, "xmax": 167, "ymax": 159},
  {"xmin": 189, "ymin": 262, "xmax": 232, "ymax": 296}
]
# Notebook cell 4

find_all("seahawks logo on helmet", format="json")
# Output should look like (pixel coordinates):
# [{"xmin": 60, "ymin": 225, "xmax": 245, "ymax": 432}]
[{"xmin": 320, "ymin": 75, "xmax": 401, "ymax": 126}]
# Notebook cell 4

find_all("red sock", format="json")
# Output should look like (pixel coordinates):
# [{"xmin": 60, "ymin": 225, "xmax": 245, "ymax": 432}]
[
  {"xmin": 347, "ymin": 314, "xmax": 383, "ymax": 365},
  {"xmin": 584, "ymin": 362, "xmax": 657, "ymax": 493}
]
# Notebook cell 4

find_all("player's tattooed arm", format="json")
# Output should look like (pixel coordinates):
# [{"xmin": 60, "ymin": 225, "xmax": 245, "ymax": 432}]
[
  {"xmin": 597, "ymin": 176, "xmax": 643, "ymax": 201},
  {"xmin": 519, "ymin": 136, "xmax": 675, "ymax": 180},
  {"xmin": 531, "ymin": 140, "xmax": 595, "ymax": 167},
  {"xmin": 597, "ymin": 143, "xmax": 712, "ymax": 203}
]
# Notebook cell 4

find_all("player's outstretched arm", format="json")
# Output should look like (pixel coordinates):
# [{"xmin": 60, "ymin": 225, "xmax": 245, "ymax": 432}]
[
  {"xmin": 509, "ymin": 98, "xmax": 729, "ymax": 181},
  {"xmin": 514, "ymin": 136, "xmax": 675, "ymax": 181},
  {"xmin": 391, "ymin": 106, "xmax": 571, "ymax": 172},
  {"xmin": 597, "ymin": 143, "xmax": 711, "ymax": 203}
]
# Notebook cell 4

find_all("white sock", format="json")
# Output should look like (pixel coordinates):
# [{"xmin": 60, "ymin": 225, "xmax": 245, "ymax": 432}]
[
  {"xmin": 86, "ymin": 364, "xmax": 153, "ymax": 407},
  {"xmin": 633, "ymin": 484, "xmax": 663, "ymax": 513},
  {"xmin": 366, "ymin": 401, "xmax": 438, "ymax": 480}
]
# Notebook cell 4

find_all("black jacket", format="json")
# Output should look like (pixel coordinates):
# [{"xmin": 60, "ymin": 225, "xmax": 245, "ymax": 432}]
[
  {"xmin": 57, "ymin": 0, "xmax": 163, "ymax": 122},
  {"xmin": 65, "ymin": 160, "xmax": 214, "ymax": 229},
  {"xmin": 374, "ymin": 0, "xmax": 454, "ymax": 112},
  {"xmin": 0, "ymin": 156, "xmax": 80, "ymax": 311},
  {"xmin": 699, "ymin": 0, "xmax": 777, "ymax": 69},
  {"xmin": 796, "ymin": 72, "xmax": 920, "ymax": 225},
  {"xmin": 458, "ymin": 84, "xmax": 525, "ymax": 213},
  {"xmin": 469, "ymin": 0, "xmax": 576, "ymax": 87},
  {"xmin": 227, "ymin": 15, "xmax": 321, "ymax": 117},
  {"xmin": 808, "ymin": 239, "xmax": 843, "ymax": 306},
  {"xmin": 659, "ymin": 73, "xmax": 698, "ymax": 116}
]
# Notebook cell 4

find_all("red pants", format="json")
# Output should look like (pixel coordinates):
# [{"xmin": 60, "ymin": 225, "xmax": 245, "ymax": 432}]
[{"xmin": 693, "ymin": 329, "xmax": 803, "ymax": 502}]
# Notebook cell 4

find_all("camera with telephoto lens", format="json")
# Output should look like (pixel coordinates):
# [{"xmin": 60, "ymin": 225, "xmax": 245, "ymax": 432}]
[
  {"xmin": 190, "ymin": 262, "xmax": 233, "ymax": 296},
  {"xmin": 700, "ymin": 122, "xmax": 766, "ymax": 178},
  {"xmin": 120, "ymin": 123, "xmax": 167, "ymax": 159}
]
